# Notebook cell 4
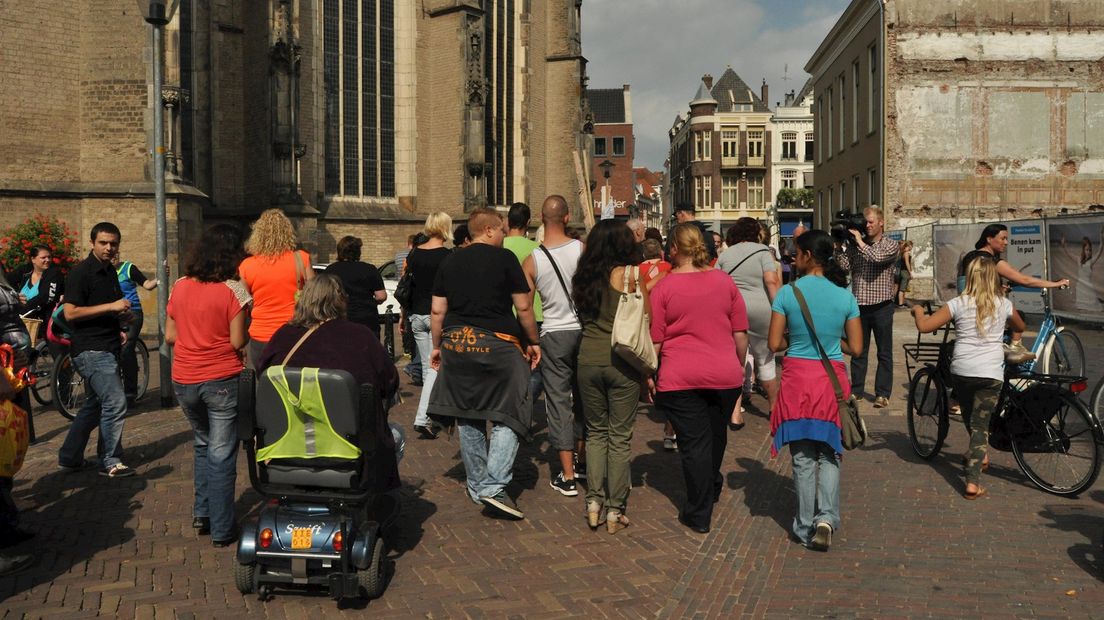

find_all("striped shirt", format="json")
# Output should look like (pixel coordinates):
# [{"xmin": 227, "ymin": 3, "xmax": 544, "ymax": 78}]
[{"xmin": 836, "ymin": 236, "xmax": 900, "ymax": 306}]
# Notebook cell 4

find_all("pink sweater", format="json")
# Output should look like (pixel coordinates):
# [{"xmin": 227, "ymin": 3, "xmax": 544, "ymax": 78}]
[{"xmin": 649, "ymin": 269, "xmax": 749, "ymax": 392}]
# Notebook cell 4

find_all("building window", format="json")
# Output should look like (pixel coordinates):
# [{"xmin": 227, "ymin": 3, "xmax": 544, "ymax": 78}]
[
  {"xmin": 868, "ymin": 44, "xmax": 877, "ymax": 134},
  {"xmin": 324, "ymin": 0, "xmax": 396, "ymax": 197},
  {"xmin": 747, "ymin": 173, "xmax": 764, "ymax": 210},
  {"xmin": 721, "ymin": 175, "xmax": 739, "ymax": 210},
  {"xmin": 840, "ymin": 181, "xmax": 846, "ymax": 211},
  {"xmin": 721, "ymin": 129, "xmax": 739, "ymax": 160},
  {"xmin": 781, "ymin": 169, "xmax": 797, "ymax": 189},
  {"xmin": 826, "ymin": 88, "xmax": 833, "ymax": 160},
  {"xmin": 853, "ymin": 174, "xmax": 861, "ymax": 209},
  {"xmin": 827, "ymin": 186, "xmax": 834, "ymax": 213},
  {"xmin": 747, "ymin": 129, "xmax": 764, "ymax": 163},
  {"xmin": 695, "ymin": 175, "xmax": 712, "ymax": 208},
  {"xmin": 804, "ymin": 132, "xmax": 814, "ymax": 162},
  {"xmin": 694, "ymin": 130, "xmax": 712, "ymax": 161},
  {"xmin": 869, "ymin": 168, "xmax": 877, "ymax": 205},
  {"xmin": 838, "ymin": 74, "xmax": 845, "ymax": 153},
  {"xmin": 781, "ymin": 131, "xmax": 797, "ymax": 160},
  {"xmin": 613, "ymin": 136, "xmax": 626, "ymax": 156},
  {"xmin": 852, "ymin": 61, "xmax": 860, "ymax": 144},
  {"xmin": 594, "ymin": 137, "xmax": 607, "ymax": 156}
]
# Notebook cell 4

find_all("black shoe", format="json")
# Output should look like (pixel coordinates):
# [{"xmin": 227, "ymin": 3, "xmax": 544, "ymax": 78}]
[
  {"xmin": 728, "ymin": 422, "xmax": 745, "ymax": 431},
  {"xmin": 212, "ymin": 527, "xmax": 240, "ymax": 548},
  {"xmin": 678, "ymin": 514, "xmax": 709, "ymax": 534},
  {"xmin": 480, "ymin": 492, "xmax": 524, "ymax": 520},
  {"xmin": 573, "ymin": 457, "xmax": 587, "ymax": 480},
  {"xmin": 192, "ymin": 517, "xmax": 211, "ymax": 536},
  {"xmin": 0, "ymin": 528, "xmax": 35, "ymax": 549},
  {"xmin": 57, "ymin": 458, "xmax": 97, "ymax": 472},
  {"xmin": 414, "ymin": 424, "xmax": 439, "ymax": 439},
  {"xmin": 549, "ymin": 472, "xmax": 578, "ymax": 497},
  {"xmin": 0, "ymin": 553, "xmax": 34, "ymax": 576}
]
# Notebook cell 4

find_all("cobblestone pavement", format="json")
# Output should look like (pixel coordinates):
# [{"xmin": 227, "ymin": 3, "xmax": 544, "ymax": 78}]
[{"xmin": 2, "ymin": 310, "xmax": 1103, "ymax": 618}]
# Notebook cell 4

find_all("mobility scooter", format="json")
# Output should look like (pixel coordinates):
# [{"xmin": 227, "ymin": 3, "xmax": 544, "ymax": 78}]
[{"xmin": 233, "ymin": 367, "xmax": 398, "ymax": 601}]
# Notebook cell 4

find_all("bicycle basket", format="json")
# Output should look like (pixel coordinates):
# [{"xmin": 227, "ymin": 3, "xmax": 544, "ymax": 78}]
[{"xmin": 1004, "ymin": 384, "xmax": 1071, "ymax": 454}]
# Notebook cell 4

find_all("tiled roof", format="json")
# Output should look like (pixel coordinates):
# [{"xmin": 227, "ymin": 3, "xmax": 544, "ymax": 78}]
[
  {"xmin": 690, "ymin": 81, "xmax": 717, "ymax": 105},
  {"xmin": 634, "ymin": 167, "xmax": 662, "ymax": 187},
  {"xmin": 711, "ymin": 67, "xmax": 770, "ymax": 113},
  {"xmin": 587, "ymin": 89, "xmax": 626, "ymax": 124}
]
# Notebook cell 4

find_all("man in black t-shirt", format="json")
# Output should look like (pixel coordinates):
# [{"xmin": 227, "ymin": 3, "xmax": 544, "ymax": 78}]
[
  {"xmin": 57, "ymin": 222, "xmax": 137, "ymax": 478},
  {"xmin": 666, "ymin": 204, "xmax": 717, "ymax": 262},
  {"xmin": 426, "ymin": 207, "xmax": 540, "ymax": 520},
  {"xmin": 326, "ymin": 236, "xmax": 387, "ymax": 339}
]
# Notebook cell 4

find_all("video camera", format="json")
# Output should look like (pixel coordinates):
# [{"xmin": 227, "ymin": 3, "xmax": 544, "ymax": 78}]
[{"xmin": 830, "ymin": 210, "xmax": 866, "ymax": 244}]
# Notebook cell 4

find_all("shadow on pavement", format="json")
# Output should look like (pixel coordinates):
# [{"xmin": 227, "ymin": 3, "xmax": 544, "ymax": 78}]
[
  {"xmin": 630, "ymin": 441, "xmax": 685, "ymax": 513},
  {"xmin": 1037, "ymin": 489, "xmax": 1104, "ymax": 581},
  {"xmin": 731, "ymin": 457, "xmax": 793, "ymax": 535}
]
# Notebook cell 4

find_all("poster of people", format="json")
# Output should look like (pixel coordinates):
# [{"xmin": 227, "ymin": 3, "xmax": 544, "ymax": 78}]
[
  {"xmin": 1047, "ymin": 215, "xmax": 1104, "ymax": 321},
  {"xmin": 931, "ymin": 220, "xmax": 1044, "ymax": 313}
]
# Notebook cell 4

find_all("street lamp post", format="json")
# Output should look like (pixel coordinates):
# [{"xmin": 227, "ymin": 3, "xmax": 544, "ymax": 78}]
[
  {"xmin": 599, "ymin": 159, "xmax": 615, "ymax": 218},
  {"xmin": 137, "ymin": 0, "xmax": 179, "ymax": 407}
]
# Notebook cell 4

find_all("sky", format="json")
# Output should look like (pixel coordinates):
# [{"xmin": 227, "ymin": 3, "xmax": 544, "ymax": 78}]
[{"xmin": 581, "ymin": 0, "xmax": 852, "ymax": 171}]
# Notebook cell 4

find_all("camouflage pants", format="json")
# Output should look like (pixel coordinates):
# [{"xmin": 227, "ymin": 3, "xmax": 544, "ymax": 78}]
[{"xmin": 951, "ymin": 375, "xmax": 1002, "ymax": 485}]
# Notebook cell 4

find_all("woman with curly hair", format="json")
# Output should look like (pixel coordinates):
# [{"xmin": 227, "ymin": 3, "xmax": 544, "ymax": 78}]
[
  {"xmin": 166, "ymin": 224, "xmax": 251, "ymax": 546},
  {"xmin": 572, "ymin": 220, "xmax": 649, "ymax": 533},
  {"xmin": 239, "ymin": 209, "xmax": 313, "ymax": 368}
]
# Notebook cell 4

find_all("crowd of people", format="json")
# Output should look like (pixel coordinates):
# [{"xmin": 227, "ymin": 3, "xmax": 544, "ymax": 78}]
[{"xmin": 0, "ymin": 199, "xmax": 1051, "ymax": 575}]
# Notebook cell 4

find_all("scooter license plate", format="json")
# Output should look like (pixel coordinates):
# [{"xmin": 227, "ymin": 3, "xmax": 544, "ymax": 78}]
[{"xmin": 291, "ymin": 528, "xmax": 313, "ymax": 549}]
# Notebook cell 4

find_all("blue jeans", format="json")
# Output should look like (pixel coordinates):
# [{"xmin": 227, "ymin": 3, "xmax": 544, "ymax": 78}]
[
  {"xmin": 58, "ymin": 351, "xmax": 127, "ymax": 469},
  {"xmin": 457, "ymin": 419, "xmax": 519, "ymax": 502},
  {"xmin": 411, "ymin": 314, "xmax": 436, "ymax": 427},
  {"xmin": 173, "ymin": 377, "xmax": 240, "ymax": 540},
  {"xmin": 789, "ymin": 439, "xmax": 841, "ymax": 543}
]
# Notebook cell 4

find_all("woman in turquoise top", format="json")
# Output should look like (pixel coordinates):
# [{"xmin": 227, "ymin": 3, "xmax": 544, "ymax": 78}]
[
  {"xmin": 768, "ymin": 230, "xmax": 862, "ymax": 552},
  {"xmin": 16, "ymin": 245, "xmax": 64, "ymax": 323}
]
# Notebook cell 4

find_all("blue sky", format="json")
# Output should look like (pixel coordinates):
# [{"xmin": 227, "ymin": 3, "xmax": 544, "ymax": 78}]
[{"xmin": 581, "ymin": 0, "xmax": 851, "ymax": 170}]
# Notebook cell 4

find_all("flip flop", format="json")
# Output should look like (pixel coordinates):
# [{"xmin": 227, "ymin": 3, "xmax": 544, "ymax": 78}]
[{"xmin": 963, "ymin": 486, "xmax": 987, "ymax": 500}]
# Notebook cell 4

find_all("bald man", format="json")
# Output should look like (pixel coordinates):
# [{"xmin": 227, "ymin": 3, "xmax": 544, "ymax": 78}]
[{"xmin": 522, "ymin": 195, "xmax": 587, "ymax": 496}]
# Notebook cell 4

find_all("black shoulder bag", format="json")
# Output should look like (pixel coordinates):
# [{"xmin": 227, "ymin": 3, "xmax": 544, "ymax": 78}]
[
  {"xmin": 394, "ymin": 249, "xmax": 415, "ymax": 310},
  {"xmin": 537, "ymin": 244, "xmax": 577, "ymax": 318}
]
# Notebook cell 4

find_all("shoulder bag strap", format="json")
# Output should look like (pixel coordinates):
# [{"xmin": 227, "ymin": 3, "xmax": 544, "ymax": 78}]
[
  {"xmin": 791, "ymin": 284, "xmax": 846, "ymax": 402},
  {"xmin": 292, "ymin": 250, "xmax": 307, "ymax": 290},
  {"xmin": 280, "ymin": 324, "xmax": 322, "ymax": 366},
  {"xmin": 538, "ymin": 244, "xmax": 577, "ymax": 317},
  {"xmin": 726, "ymin": 248, "xmax": 769, "ymax": 276}
]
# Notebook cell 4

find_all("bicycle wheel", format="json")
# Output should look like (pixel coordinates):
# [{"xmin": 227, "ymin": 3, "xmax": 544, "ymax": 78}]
[
  {"xmin": 53, "ymin": 353, "xmax": 86, "ymax": 421},
  {"xmin": 1011, "ymin": 385, "xmax": 1102, "ymax": 495},
  {"xmin": 133, "ymin": 339, "xmax": 150, "ymax": 401},
  {"xmin": 1041, "ymin": 328, "xmax": 1085, "ymax": 378},
  {"xmin": 29, "ymin": 346, "xmax": 54, "ymax": 406},
  {"xmin": 1091, "ymin": 378, "xmax": 1104, "ymax": 432},
  {"xmin": 907, "ymin": 366, "xmax": 949, "ymax": 460}
]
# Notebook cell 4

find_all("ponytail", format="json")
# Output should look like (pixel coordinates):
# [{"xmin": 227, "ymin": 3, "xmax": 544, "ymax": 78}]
[
  {"xmin": 671, "ymin": 223, "xmax": 711, "ymax": 269},
  {"xmin": 796, "ymin": 229, "xmax": 848, "ymax": 288}
]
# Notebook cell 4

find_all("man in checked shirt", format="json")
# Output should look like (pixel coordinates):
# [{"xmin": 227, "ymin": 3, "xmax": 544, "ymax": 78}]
[{"xmin": 836, "ymin": 206, "xmax": 900, "ymax": 409}]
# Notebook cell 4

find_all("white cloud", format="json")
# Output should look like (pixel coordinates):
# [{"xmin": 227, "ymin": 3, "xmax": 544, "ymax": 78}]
[{"xmin": 582, "ymin": 0, "xmax": 849, "ymax": 169}]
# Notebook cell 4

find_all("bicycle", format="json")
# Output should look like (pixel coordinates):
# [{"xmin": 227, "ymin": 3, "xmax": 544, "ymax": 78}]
[
  {"xmin": 905, "ymin": 313, "xmax": 1102, "ymax": 496},
  {"xmin": 1022, "ymin": 287, "xmax": 1084, "ymax": 377},
  {"xmin": 53, "ymin": 338, "xmax": 149, "ymax": 420}
]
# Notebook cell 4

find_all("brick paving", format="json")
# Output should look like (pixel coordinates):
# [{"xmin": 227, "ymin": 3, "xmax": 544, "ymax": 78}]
[{"xmin": 2, "ymin": 310, "xmax": 1103, "ymax": 618}]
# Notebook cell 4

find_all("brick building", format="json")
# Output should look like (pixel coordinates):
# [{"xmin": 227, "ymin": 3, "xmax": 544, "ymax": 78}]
[
  {"xmin": 806, "ymin": 0, "xmax": 1104, "ymax": 233},
  {"xmin": 585, "ymin": 86, "xmax": 634, "ymax": 219},
  {"xmin": 0, "ymin": 0, "xmax": 590, "ymax": 282},
  {"xmin": 667, "ymin": 68, "xmax": 773, "ymax": 237},
  {"xmin": 769, "ymin": 80, "xmax": 815, "ymax": 246}
]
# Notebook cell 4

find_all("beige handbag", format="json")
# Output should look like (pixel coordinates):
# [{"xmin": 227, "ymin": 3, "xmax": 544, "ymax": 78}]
[{"xmin": 611, "ymin": 265, "xmax": 658, "ymax": 375}]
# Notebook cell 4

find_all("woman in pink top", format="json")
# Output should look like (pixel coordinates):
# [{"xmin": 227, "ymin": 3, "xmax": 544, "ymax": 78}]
[
  {"xmin": 238, "ymin": 209, "xmax": 313, "ymax": 369},
  {"xmin": 650, "ymin": 223, "xmax": 749, "ymax": 534},
  {"xmin": 166, "ymin": 225, "xmax": 251, "ymax": 546}
]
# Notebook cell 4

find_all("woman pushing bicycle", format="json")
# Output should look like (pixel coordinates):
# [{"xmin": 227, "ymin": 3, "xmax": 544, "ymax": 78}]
[
  {"xmin": 915, "ymin": 257, "xmax": 1026, "ymax": 499},
  {"xmin": 957, "ymin": 224, "xmax": 1068, "ymax": 363}
]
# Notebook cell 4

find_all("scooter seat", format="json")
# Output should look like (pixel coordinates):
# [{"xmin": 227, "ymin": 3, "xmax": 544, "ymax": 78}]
[{"xmin": 265, "ymin": 463, "xmax": 357, "ymax": 489}]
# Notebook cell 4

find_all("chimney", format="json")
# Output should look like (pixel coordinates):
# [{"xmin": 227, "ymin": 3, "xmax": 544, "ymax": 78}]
[
  {"xmin": 784, "ymin": 90, "xmax": 795, "ymax": 106},
  {"xmin": 702, "ymin": 73, "xmax": 713, "ymax": 90},
  {"xmin": 760, "ymin": 79, "xmax": 769, "ymax": 108}
]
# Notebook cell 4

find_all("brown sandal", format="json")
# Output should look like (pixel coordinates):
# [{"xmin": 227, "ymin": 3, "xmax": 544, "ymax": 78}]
[
  {"xmin": 963, "ymin": 486, "xmax": 987, "ymax": 500},
  {"xmin": 606, "ymin": 510, "xmax": 630, "ymax": 534}
]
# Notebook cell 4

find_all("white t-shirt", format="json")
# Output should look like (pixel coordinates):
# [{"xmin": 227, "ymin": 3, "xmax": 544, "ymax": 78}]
[
  {"xmin": 946, "ymin": 295, "xmax": 1014, "ymax": 381},
  {"xmin": 532, "ymin": 239, "xmax": 584, "ymax": 334}
]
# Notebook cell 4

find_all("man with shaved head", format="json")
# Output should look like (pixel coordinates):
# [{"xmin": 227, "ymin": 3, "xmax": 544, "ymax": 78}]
[
  {"xmin": 426, "ymin": 207, "xmax": 540, "ymax": 520},
  {"xmin": 522, "ymin": 195, "xmax": 587, "ymax": 496}
]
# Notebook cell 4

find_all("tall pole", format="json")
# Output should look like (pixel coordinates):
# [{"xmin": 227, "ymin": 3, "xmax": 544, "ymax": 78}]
[{"xmin": 152, "ymin": 24, "xmax": 172, "ymax": 407}]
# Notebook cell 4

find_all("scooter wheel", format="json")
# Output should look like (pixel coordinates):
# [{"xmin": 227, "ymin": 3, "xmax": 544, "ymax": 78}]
[
  {"xmin": 357, "ymin": 538, "xmax": 385, "ymax": 599},
  {"xmin": 234, "ymin": 562, "xmax": 257, "ymax": 594}
]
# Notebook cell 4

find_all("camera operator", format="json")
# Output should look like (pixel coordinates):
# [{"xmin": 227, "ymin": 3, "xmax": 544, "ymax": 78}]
[{"xmin": 835, "ymin": 206, "xmax": 899, "ymax": 409}]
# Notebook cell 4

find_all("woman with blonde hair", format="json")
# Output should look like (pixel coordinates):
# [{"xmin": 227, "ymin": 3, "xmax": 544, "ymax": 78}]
[
  {"xmin": 913, "ymin": 256, "xmax": 1025, "ymax": 500},
  {"xmin": 403, "ymin": 211, "xmax": 453, "ymax": 438},
  {"xmin": 650, "ymin": 222, "xmax": 749, "ymax": 534},
  {"xmin": 239, "ymin": 209, "xmax": 313, "ymax": 368}
]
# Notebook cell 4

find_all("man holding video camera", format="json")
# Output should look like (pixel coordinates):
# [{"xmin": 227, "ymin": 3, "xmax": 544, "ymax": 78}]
[{"xmin": 835, "ymin": 206, "xmax": 899, "ymax": 409}]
